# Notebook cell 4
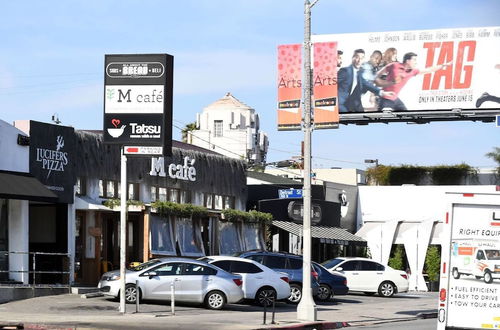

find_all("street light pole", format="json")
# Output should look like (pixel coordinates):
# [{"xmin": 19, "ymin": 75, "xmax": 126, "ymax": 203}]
[{"xmin": 297, "ymin": 0, "xmax": 318, "ymax": 321}]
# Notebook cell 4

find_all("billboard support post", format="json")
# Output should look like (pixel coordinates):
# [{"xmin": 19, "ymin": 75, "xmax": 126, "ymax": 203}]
[
  {"xmin": 119, "ymin": 148, "xmax": 127, "ymax": 314},
  {"xmin": 297, "ymin": 0, "xmax": 317, "ymax": 322}
]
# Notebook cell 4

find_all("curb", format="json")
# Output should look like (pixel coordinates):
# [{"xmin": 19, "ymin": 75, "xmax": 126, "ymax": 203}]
[{"xmin": 257, "ymin": 321, "xmax": 350, "ymax": 329}]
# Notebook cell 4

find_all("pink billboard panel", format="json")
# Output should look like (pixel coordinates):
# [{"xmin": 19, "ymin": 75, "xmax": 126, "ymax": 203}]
[
  {"xmin": 313, "ymin": 42, "xmax": 339, "ymax": 129},
  {"xmin": 277, "ymin": 44, "xmax": 302, "ymax": 131}
]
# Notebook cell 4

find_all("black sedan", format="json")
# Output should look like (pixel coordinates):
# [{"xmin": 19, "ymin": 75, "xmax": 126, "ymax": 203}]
[{"xmin": 312, "ymin": 262, "xmax": 349, "ymax": 301}]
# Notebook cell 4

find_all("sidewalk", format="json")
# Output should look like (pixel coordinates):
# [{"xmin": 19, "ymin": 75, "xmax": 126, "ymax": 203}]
[{"xmin": 0, "ymin": 292, "xmax": 438, "ymax": 329}]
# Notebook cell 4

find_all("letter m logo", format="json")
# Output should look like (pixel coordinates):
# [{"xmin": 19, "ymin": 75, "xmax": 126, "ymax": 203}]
[
  {"xmin": 150, "ymin": 157, "xmax": 166, "ymax": 177},
  {"xmin": 117, "ymin": 89, "xmax": 132, "ymax": 103}
]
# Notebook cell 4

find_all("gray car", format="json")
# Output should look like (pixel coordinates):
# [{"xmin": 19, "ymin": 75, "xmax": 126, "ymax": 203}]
[{"xmin": 98, "ymin": 258, "xmax": 244, "ymax": 310}]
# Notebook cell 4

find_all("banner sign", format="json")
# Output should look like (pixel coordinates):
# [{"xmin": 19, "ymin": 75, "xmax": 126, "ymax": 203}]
[
  {"xmin": 313, "ymin": 42, "xmax": 339, "ymax": 129},
  {"xmin": 29, "ymin": 121, "xmax": 75, "ymax": 204},
  {"xmin": 312, "ymin": 26, "xmax": 500, "ymax": 115},
  {"xmin": 103, "ymin": 54, "xmax": 173, "ymax": 155},
  {"xmin": 277, "ymin": 44, "xmax": 302, "ymax": 131}
]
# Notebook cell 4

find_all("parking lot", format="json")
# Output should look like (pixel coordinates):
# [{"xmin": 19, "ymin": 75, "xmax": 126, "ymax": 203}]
[{"xmin": 0, "ymin": 291, "xmax": 438, "ymax": 329}]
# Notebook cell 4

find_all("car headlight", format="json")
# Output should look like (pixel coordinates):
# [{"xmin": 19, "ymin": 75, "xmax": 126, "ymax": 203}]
[{"xmin": 109, "ymin": 274, "xmax": 121, "ymax": 281}]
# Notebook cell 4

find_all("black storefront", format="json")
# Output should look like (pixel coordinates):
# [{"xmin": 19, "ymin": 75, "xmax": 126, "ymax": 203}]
[{"xmin": 247, "ymin": 178, "xmax": 366, "ymax": 262}]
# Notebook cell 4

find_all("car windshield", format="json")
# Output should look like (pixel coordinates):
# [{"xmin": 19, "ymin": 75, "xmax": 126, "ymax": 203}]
[
  {"xmin": 321, "ymin": 258, "xmax": 344, "ymax": 269},
  {"xmin": 485, "ymin": 249, "xmax": 500, "ymax": 260},
  {"xmin": 130, "ymin": 259, "xmax": 162, "ymax": 271}
]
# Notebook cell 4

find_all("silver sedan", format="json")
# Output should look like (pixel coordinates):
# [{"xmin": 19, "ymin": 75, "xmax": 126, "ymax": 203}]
[{"xmin": 98, "ymin": 258, "xmax": 244, "ymax": 310}]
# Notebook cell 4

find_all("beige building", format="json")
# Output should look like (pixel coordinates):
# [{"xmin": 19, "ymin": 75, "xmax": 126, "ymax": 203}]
[{"xmin": 264, "ymin": 168, "xmax": 366, "ymax": 186}]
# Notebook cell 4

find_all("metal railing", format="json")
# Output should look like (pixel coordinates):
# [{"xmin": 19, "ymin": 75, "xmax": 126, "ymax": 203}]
[{"xmin": 0, "ymin": 251, "xmax": 71, "ymax": 296}]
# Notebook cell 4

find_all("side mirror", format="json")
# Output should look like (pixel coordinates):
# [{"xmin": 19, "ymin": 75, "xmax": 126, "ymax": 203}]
[
  {"xmin": 142, "ymin": 271, "xmax": 157, "ymax": 278},
  {"xmin": 336, "ymin": 267, "xmax": 343, "ymax": 272}
]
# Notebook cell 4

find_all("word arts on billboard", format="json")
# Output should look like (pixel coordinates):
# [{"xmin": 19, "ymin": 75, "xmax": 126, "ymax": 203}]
[
  {"xmin": 150, "ymin": 156, "xmax": 197, "ymax": 181},
  {"xmin": 422, "ymin": 41, "xmax": 476, "ymax": 90}
]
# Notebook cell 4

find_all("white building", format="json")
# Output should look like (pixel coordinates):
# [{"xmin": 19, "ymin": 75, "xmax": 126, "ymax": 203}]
[
  {"xmin": 356, "ymin": 184, "xmax": 499, "ymax": 291},
  {"xmin": 265, "ymin": 168, "xmax": 366, "ymax": 186},
  {"xmin": 190, "ymin": 93, "xmax": 268, "ymax": 166}
]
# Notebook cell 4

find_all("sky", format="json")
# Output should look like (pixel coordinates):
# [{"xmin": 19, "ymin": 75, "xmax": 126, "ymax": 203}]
[{"xmin": 1, "ymin": 0, "xmax": 499, "ymax": 170}]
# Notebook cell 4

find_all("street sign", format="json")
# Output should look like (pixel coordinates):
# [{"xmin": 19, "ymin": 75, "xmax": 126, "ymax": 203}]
[
  {"xmin": 103, "ymin": 54, "xmax": 173, "ymax": 156},
  {"xmin": 124, "ymin": 146, "xmax": 163, "ymax": 156},
  {"xmin": 278, "ymin": 188, "xmax": 303, "ymax": 199}
]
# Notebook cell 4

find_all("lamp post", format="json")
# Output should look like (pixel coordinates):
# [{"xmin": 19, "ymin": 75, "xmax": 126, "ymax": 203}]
[
  {"xmin": 364, "ymin": 159, "xmax": 379, "ymax": 167},
  {"xmin": 297, "ymin": 0, "xmax": 318, "ymax": 321}
]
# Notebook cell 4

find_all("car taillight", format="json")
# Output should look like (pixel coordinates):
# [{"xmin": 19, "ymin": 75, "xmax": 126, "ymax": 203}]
[
  {"xmin": 311, "ymin": 270, "xmax": 319, "ymax": 280},
  {"xmin": 401, "ymin": 274, "xmax": 408, "ymax": 280},
  {"xmin": 343, "ymin": 279, "xmax": 347, "ymax": 286},
  {"xmin": 440, "ymin": 288, "xmax": 446, "ymax": 302},
  {"xmin": 280, "ymin": 276, "xmax": 289, "ymax": 283},
  {"xmin": 233, "ymin": 279, "xmax": 243, "ymax": 286}
]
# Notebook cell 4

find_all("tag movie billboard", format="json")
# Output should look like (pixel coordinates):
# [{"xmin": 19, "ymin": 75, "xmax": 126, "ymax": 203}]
[
  {"xmin": 277, "ymin": 26, "xmax": 500, "ymax": 128},
  {"xmin": 313, "ymin": 26, "xmax": 500, "ymax": 113}
]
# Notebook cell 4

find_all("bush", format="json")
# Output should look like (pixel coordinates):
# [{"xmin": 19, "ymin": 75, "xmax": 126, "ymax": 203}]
[
  {"xmin": 388, "ymin": 245, "xmax": 405, "ymax": 271},
  {"xmin": 425, "ymin": 246, "xmax": 441, "ymax": 282}
]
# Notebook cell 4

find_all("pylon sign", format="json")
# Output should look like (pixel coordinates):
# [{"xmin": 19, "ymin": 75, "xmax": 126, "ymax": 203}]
[{"xmin": 103, "ymin": 54, "xmax": 173, "ymax": 156}]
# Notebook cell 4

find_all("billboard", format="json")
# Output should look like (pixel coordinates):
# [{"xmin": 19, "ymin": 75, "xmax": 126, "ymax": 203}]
[
  {"xmin": 103, "ymin": 54, "xmax": 173, "ymax": 155},
  {"xmin": 312, "ymin": 26, "xmax": 500, "ymax": 119}
]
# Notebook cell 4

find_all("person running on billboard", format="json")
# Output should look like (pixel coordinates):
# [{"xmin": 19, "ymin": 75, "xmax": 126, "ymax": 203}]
[
  {"xmin": 361, "ymin": 50, "xmax": 383, "ymax": 110},
  {"xmin": 337, "ymin": 49, "xmax": 394, "ymax": 113},
  {"xmin": 375, "ymin": 52, "xmax": 451, "ymax": 111},
  {"xmin": 376, "ymin": 48, "xmax": 398, "ymax": 88},
  {"xmin": 475, "ymin": 64, "xmax": 500, "ymax": 107}
]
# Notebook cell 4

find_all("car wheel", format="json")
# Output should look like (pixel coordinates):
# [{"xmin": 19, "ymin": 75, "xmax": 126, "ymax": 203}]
[
  {"xmin": 205, "ymin": 290, "xmax": 227, "ymax": 310},
  {"xmin": 363, "ymin": 292, "xmax": 376, "ymax": 296},
  {"xmin": 316, "ymin": 284, "xmax": 332, "ymax": 301},
  {"xmin": 255, "ymin": 287, "xmax": 277, "ymax": 306},
  {"xmin": 378, "ymin": 281, "xmax": 396, "ymax": 297},
  {"xmin": 288, "ymin": 284, "xmax": 302, "ymax": 304},
  {"xmin": 452, "ymin": 268, "xmax": 460, "ymax": 279},
  {"xmin": 124, "ymin": 283, "xmax": 140, "ymax": 304},
  {"xmin": 484, "ymin": 271, "xmax": 493, "ymax": 284}
]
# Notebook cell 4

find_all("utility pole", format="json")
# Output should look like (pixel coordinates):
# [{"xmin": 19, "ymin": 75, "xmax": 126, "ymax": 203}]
[{"xmin": 297, "ymin": 0, "xmax": 318, "ymax": 322}]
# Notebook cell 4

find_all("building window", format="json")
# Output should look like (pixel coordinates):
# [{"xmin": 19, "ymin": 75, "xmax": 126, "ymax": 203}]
[
  {"xmin": 159, "ymin": 188, "xmax": 167, "ymax": 201},
  {"xmin": 169, "ymin": 188, "xmax": 179, "ymax": 203},
  {"xmin": 204, "ymin": 193, "xmax": 213, "ymax": 209},
  {"xmin": 151, "ymin": 186, "xmax": 157, "ymax": 202},
  {"xmin": 99, "ymin": 180, "xmax": 119, "ymax": 198},
  {"xmin": 224, "ymin": 196, "xmax": 235, "ymax": 209},
  {"xmin": 214, "ymin": 195, "xmax": 223, "ymax": 210},
  {"xmin": 128, "ymin": 183, "xmax": 139, "ymax": 200},
  {"xmin": 214, "ymin": 120, "xmax": 223, "ymax": 137},
  {"xmin": 180, "ymin": 190, "xmax": 191, "ymax": 204},
  {"xmin": 75, "ymin": 177, "xmax": 86, "ymax": 196}
]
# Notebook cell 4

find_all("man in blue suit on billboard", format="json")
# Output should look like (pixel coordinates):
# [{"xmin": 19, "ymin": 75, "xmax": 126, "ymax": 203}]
[{"xmin": 338, "ymin": 49, "xmax": 394, "ymax": 113}]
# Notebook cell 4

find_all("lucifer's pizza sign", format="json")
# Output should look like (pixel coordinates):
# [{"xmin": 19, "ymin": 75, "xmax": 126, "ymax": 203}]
[{"xmin": 103, "ymin": 54, "xmax": 173, "ymax": 156}]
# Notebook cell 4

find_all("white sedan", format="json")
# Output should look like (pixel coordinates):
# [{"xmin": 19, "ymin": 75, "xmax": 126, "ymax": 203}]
[
  {"xmin": 202, "ymin": 256, "xmax": 291, "ymax": 306},
  {"xmin": 321, "ymin": 257, "xmax": 409, "ymax": 297}
]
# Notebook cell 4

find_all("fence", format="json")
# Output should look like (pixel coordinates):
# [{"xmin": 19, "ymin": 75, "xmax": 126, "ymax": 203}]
[{"xmin": 0, "ymin": 251, "xmax": 71, "ymax": 295}]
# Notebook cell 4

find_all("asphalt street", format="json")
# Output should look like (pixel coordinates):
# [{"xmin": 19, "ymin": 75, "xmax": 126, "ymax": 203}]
[{"xmin": 0, "ymin": 291, "xmax": 439, "ymax": 329}]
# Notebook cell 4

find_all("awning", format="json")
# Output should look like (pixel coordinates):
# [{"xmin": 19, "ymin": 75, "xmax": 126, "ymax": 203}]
[
  {"xmin": 273, "ymin": 220, "xmax": 366, "ymax": 246},
  {"xmin": 75, "ymin": 196, "xmax": 112, "ymax": 211},
  {"xmin": 0, "ymin": 170, "xmax": 58, "ymax": 203}
]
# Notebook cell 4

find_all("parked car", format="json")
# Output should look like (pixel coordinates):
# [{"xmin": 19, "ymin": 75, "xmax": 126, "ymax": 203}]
[
  {"xmin": 98, "ymin": 257, "xmax": 244, "ymax": 309},
  {"xmin": 200, "ymin": 256, "xmax": 291, "ymax": 306},
  {"xmin": 237, "ymin": 251, "xmax": 320, "ymax": 303},
  {"xmin": 312, "ymin": 262, "xmax": 349, "ymax": 300},
  {"xmin": 321, "ymin": 257, "xmax": 409, "ymax": 297}
]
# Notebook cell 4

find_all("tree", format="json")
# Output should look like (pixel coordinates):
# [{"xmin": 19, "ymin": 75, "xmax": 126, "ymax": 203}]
[
  {"xmin": 181, "ymin": 122, "xmax": 198, "ymax": 143},
  {"xmin": 485, "ymin": 147, "xmax": 500, "ymax": 176},
  {"xmin": 425, "ymin": 245, "xmax": 441, "ymax": 291},
  {"xmin": 388, "ymin": 245, "xmax": 405, "ymax": 271}
]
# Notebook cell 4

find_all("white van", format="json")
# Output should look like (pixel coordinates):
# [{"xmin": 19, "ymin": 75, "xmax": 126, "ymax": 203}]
[{"xmin": 451, "ymin": 239, "xmax": 500, "ymax": 284}]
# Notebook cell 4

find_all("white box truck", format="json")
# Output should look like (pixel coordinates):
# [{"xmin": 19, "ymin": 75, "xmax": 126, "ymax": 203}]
[{"xmin": 438, "ymin": 192, "xmax": 500, "ymax": 330}]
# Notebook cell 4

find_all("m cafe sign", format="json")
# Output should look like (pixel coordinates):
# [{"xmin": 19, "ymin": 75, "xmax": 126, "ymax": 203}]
[{"xmin": 150, "ymin": 156, "xmax": 197, "ymax": 181}]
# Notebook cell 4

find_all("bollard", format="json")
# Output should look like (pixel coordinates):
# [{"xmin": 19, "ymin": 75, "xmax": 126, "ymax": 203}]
[
  {"xmin": 262, "ymin": 300, "xmax": 267, "ymax": 325},
  {"xmin": 170, "ymin": 282, "xmax": 175, "ymax": 316},
  {"xmin": 271, "ymin": 296, "xmax": 276, "ymax": 324},
  {"xmin": 135, "ymin": 280, "xmax": 139, "ymax": 313}
]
